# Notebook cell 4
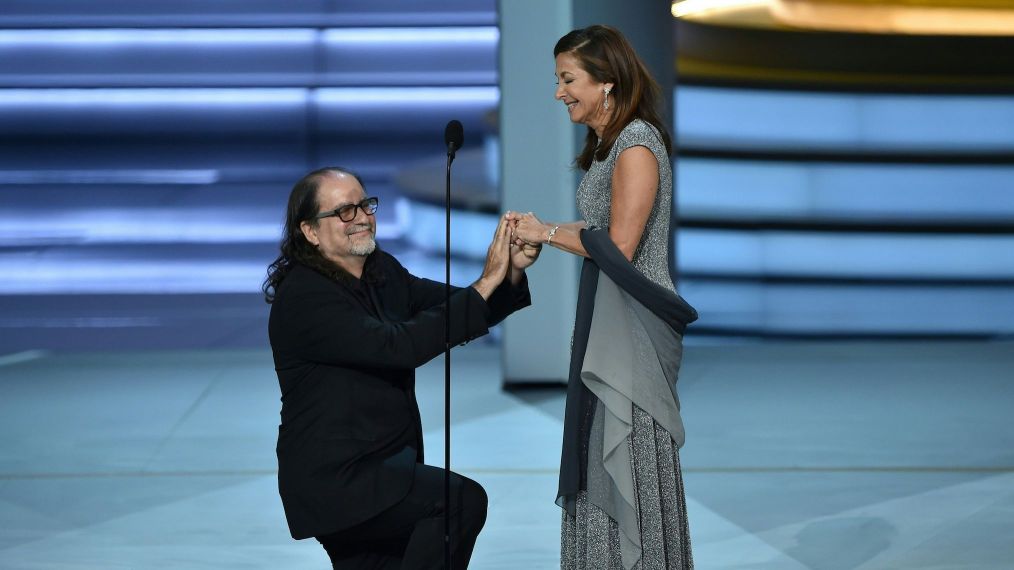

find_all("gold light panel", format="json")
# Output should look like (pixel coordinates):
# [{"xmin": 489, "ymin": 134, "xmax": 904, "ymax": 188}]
[{"xmin": 671, "ymin": 0, "xmax": 1014, "ymax": 35}]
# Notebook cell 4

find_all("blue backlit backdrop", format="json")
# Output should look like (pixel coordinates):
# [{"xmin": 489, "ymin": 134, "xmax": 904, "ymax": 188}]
[{"xmin": 0, "ymin": 1, "xmax": 1012, "ymax": 351}]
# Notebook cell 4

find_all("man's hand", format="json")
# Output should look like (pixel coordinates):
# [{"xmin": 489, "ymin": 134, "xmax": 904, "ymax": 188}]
[
  {"xmin": 511, "ymin": 241, "xmax": 541, "ymax": 271},
  {"xmin": 471, "ymin": 214, "xmax": 512, "ymax": 300}
]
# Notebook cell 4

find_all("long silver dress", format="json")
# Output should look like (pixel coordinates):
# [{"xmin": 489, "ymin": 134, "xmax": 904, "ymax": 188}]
[{"xmin": 561, "ymin": 119, "xmax": 693, "ymax": 570}]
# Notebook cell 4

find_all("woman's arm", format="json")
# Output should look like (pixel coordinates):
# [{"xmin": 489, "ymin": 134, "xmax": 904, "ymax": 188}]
[
  {"xmin": 608, "ymin": 145, "xmax": 658, "ymax": 261},
  {"xmin": 512, "ymin": 217, "xmax": 589, "ymax": 257},
  {"xmin": 511, "ymin": 145, "xmax": 659, "ymax": 261}
]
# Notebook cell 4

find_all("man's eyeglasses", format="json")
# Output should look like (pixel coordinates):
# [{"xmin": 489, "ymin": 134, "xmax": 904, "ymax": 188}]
[{"xmin": 314, "ymin": 197, "xmax": 379, "ymax": 222}]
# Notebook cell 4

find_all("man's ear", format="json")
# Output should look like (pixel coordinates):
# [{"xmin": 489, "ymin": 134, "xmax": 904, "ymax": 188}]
[{"xmin": 300, "ymin": 221, "xmax": 319, "ymax": 247}]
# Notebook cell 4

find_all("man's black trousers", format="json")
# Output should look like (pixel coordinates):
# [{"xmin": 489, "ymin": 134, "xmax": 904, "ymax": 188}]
[{"xmin": 316, "ymin": 464, "xmax": 488, "ymax": 569}]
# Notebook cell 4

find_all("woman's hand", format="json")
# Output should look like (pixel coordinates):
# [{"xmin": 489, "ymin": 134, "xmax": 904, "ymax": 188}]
[
  {"xmin": 510, "ymin": 211, "xmax": 551, "ymax": 246},
  {"xmin": 507, "ymin": 213, "xmax": 590, "ymax": 259},
  {"xmin": 504, "ymin": 211, "xmax": 542, "ymax": 274}
]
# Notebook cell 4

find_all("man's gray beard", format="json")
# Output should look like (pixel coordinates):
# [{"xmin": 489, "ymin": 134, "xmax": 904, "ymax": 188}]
[{"xmin": 349, "ymin": 235, "xmax": 376, "ymax": 256}]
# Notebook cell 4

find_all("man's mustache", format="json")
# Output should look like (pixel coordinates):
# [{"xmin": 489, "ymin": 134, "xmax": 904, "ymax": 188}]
[{"xmin": 346, "ymin": 224, "xmax": 372, "ymax": 235}]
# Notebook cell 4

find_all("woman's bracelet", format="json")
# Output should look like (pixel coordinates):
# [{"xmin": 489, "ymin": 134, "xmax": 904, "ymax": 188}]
[{"xmin": 546, "ymin": 225, "xmax": 560, "ymax": 245}]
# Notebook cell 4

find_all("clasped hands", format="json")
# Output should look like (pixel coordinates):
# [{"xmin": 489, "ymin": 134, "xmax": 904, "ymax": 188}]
[{"xmin": 472, "ymin": 210, "xmax": 549, "ymax": 300}]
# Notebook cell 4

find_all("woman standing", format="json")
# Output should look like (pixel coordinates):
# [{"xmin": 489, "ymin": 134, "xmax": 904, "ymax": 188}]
[{"xmin": 511, "ymin": 25, "xmax": 698, "ymax": 570}]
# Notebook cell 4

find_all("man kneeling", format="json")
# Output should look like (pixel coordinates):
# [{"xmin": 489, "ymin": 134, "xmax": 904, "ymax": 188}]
[{"xmin": 264, "ymin": 167, "xmax": 538, "ymax": 568}]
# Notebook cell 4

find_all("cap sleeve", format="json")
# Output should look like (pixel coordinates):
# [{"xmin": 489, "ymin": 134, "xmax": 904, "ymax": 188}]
[{"xmin": 612, "ymin": 119, "xmax": 666, "ymax": 160}]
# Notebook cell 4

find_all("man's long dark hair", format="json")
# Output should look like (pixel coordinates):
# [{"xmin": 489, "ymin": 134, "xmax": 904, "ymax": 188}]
[
  {"xmin": 262, "ymin": 166, "xmax": 367, "ymax": 304},
  {"xmin": 554, "ymin": 25, "xmax": 673, "ymax": 171}
]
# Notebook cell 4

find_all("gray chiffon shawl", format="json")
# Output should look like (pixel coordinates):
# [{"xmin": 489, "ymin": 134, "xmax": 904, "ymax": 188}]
[{"xmin": 557, "ymin": 229, "xmax": 698, "ymax": 570}]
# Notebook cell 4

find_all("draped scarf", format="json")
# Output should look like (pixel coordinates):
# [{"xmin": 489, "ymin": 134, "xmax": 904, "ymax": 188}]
[{"xmin": 557, "ymin": 229, "xmax": 698, "ymax": 570}]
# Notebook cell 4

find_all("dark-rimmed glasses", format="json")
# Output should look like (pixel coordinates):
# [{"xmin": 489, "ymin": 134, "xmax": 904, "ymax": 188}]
[{"xmin": 314, "ymin": 197, "xmax": 379, "ymax": 222}]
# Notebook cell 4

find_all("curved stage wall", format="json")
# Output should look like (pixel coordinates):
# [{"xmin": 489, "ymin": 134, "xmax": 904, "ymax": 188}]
[{"xmin": 674, "ymin": 86, "xmax": 1014, "ymax": 338}]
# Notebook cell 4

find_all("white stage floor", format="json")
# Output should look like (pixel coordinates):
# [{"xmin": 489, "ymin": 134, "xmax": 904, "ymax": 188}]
[{"xmin": 1, "ymin": 340, "xmax": 1012, "ymax": 569}]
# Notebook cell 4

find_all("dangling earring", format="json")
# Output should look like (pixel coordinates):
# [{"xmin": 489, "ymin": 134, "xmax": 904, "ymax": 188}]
[{"xmin": 603, "ymin": 86, "xmax": 611, "ymax": 111}]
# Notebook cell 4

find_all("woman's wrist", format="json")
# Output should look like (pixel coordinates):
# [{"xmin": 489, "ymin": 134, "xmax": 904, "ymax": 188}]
[{"xmin": 545, "ymin": 224, "xmax": 561, "ymax": 245}]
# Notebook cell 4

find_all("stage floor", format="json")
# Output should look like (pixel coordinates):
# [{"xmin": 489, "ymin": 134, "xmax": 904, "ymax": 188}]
[{"xmin": 1, "ymin": 340, "xmax": 1012, "ymax": 569}]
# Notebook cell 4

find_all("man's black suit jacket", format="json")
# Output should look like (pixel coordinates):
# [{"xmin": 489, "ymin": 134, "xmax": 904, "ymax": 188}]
[{"xmin": 268, "ymin": 252, "xmax": 530, "ymax": 540}]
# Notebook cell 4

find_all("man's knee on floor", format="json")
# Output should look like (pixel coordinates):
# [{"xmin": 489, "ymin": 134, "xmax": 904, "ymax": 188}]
[{"xmin": 459, "ymin": 477, "xmax": 488, "ymax": 530}]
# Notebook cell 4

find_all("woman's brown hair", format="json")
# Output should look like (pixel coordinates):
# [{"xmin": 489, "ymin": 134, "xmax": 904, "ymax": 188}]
[{"xmin": 554, "ymin": 25, "xmax": 673, "ymax": 171}]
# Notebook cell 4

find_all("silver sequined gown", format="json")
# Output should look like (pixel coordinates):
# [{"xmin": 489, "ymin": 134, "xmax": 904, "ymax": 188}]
[{"xmin": 562, "ymin": 119, "xmax": 693, "ymax": 570}]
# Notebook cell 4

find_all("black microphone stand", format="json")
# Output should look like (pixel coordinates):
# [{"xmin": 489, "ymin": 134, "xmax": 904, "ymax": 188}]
[{"xmin": 443, "ymin": 120, "xmax": 462, "ymax": 569}]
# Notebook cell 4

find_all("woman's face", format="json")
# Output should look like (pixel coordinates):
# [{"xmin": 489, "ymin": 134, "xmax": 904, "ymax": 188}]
[{"xmin": 554, "ymin": 52, "xmax": 612, "ymax": 133}]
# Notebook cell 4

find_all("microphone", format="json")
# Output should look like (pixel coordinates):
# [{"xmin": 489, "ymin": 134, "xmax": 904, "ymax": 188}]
[
  {"xmin": 441, "ymin": 118, "xmax": 463, "ymax": 569},
  {"xmin": 444, "ymin": 120, "xmax": 464, "ymax": 162}
]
